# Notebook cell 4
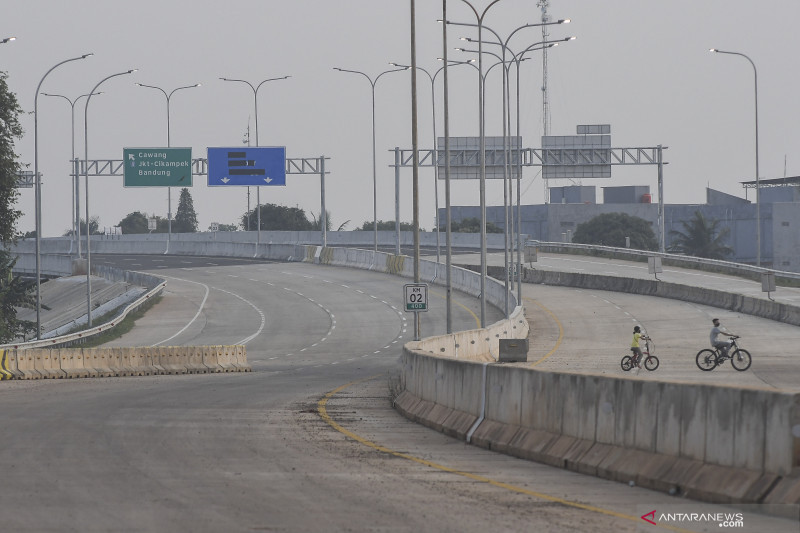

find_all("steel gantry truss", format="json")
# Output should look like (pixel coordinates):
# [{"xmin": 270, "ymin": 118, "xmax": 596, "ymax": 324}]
[
  {"xmin": 394, "ymin": 146, "xmax": 666, "ymax": 169},
  {"xmin": 393, "ymin": 145, "xmax": 668, "ymax": 251},
  {"xmin": 73, "ymin": 155, "xmax": 331, "ymax": 245}
]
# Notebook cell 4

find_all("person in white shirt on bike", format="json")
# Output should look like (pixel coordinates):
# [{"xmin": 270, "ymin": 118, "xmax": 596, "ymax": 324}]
[{"xmin": 710, "ymin": 318, "xmax": 735, "ymax": 358}]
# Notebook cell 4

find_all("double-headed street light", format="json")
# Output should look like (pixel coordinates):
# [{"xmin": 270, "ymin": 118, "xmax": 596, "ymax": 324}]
[
  {"xmin": 220, "ymin": 76, "xmax": 290, "ymax": 245},
  {"xmin": 333, "ymin": 65, "xmax": 409, "ymax": 253},
  {"xmin": 709, "ymin": 48, "xmax": 761, "ymax": 267},
  {"xmin": 447, "ymin": 13, "xmax": 571, "ymax": 320},
  {"xmin": 84, "ymin": 69, "xmax": 137, "ymax": 328},
  {"xmin": 136, "ymin": 82, "xmax": 201, "ymax": 241},
  {"xmin": 389, "ymin": 59, "xmax": 474, "ymax": 262},
  {"xmin": 33, "ymin": 52, "xmax": 93, "ymax": 339},
  {"xmin": 460, "ymin": 35, "xmax": 573, "ymax": 307},
  {"xmin": 41, "ymin": 91, "xmax": 102, "ymax": 259}
]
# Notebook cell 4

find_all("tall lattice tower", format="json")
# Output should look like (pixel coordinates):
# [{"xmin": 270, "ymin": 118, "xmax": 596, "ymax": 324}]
[
  {"xmin": 538, "ymin": 0, "xmax": 551, "ymax": 137},
  {"xmin": 538, "ymin": 0, "xmax": 551, "ymax": 201}
]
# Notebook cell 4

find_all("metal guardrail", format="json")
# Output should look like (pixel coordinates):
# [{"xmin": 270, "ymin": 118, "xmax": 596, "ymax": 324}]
[
  {"xmin": 525, "ymin": 240, "xmax": 800, "ymax": 282},
  {"xmin": 0, "ymin": 279, "xmax": 166, "ymax": 350}
]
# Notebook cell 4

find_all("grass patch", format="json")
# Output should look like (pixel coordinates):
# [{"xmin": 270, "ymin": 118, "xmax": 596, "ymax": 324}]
[{"xmin": 79, "ymin": 295, "xmax": 162, "ymax": 348}]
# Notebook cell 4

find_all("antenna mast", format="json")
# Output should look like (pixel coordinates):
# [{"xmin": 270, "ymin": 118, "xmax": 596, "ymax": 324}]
[
  {"xmin": 539, "ymin": 0, "xmax": 551, "ymax": 137},
  {"xmin": 538, "ymin": 0, "xmax": 551, "ymax": 202}
]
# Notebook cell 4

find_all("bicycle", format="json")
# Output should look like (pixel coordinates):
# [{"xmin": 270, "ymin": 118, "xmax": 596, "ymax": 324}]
[
  {"xmin": 695, "ymin": 336, "xmax": 752, "ymax": 371},
  {"xmin": 621, "ymin": 337, "xmax": 659, "ymax": 372}
]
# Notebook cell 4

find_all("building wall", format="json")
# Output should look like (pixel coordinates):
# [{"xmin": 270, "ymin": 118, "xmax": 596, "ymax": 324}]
[
  {"xmin": 772, "ymin": 203, "xmax": 800, "ymax": 272},
  {"xmin": 439, "ymin": 200, "xmax": 793, "ymax": 270}
]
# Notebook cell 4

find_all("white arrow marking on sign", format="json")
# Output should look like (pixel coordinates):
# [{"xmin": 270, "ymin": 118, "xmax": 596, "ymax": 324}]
[
  {"xmin": 265, "ymin": 177, "xmax": 272, "ymax": 183},
  {"xmin": 128, "ymin": 154, "xmax": 135, "ymax": 161},
  {"xmin": 221, "ymin": 177, "xmax": 230, "ymax": 184}
]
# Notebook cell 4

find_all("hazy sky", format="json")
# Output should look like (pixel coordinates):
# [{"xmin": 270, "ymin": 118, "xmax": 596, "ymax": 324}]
[{"xmin": 3, "ymin": 0, "xmax": 798, "ymax": 237}]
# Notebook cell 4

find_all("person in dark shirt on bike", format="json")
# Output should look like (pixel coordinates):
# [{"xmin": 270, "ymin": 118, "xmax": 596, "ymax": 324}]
[
  {"xmin": 710, "ymin": 318, "xmax": 735, "ymax": 358},
  {"xmin": 631, "ymin": 325, "xmax": 650, "ymax": 368}
]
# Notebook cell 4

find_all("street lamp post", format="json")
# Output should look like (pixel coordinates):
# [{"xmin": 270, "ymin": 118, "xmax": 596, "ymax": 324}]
[
  {"xmin": 452, "ymin": 17, "xmax": 571, "ymax": 317},
  {"xmin": 33, "ymin": 53, "xmax": 92, "ymax": 339},
  {"xmin": 710, "ymin": 48, "xmax": 760, "ymax": 267},
  {"xmin": 462, "ymin": 35, "xmax": 572, "ymax": 308},
  {"xmin": 136, "ymin": 82, "xmax": 200, "ymax": 242},
  {"xmin": 41, "ymin": 91, "xmax": 102, "ymax": 259},
  {"xmin": 220, "ymin": 76, "xmax": 290, "ymax": 247},
  {"xmin": 84, "ymin": 69, "xmax": 137, "ymax": 328},
  {"xmin": 390, "ymin": 59, "xmax": 474, "ymax": 263},
  {"xmin": 510, "ymin": 40, "xmax": 566, "ymax": 305},
  {"xmin": 447, "ymin": 0, "xmax": 507, "ymax": 327},
  {"xmin": 333, "ymin": 66, "xmax": 409, "ymax": 253},
  {"xmin": 1, "ymin": 37, "xmax": 16, "ymax": 44}
]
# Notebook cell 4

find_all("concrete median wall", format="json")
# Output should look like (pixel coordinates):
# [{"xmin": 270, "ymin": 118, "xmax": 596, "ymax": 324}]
[
  {"xmin": 309, "ymin": 245, "xmax": 518, "ymax": 311},
  {"xmin": 306, "ymin": 245, "xmax": 528, "ymax": 360},
  {"xmin": 398, "ymin": 346, "xmax": 800, "ymax": 504},
  {"xmin": 516, "ymin": 267, "xmax": 800, "ymax": 327},
  {"xmin": 0, "ymin": 345, "xmax": 250, "ymax": 379},
  {"xmin": 398, "ymin": 264, "xmax": 800, "ymax": 505},
  {"xmin": 11, "ymin": 230, "xmax": 514, "ymax": 257}
]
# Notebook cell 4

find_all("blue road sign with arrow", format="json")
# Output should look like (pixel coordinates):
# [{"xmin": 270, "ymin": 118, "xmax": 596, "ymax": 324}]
[{"xmin": 207, "ymin": 146, "xmax": 286, "ymax": 186}]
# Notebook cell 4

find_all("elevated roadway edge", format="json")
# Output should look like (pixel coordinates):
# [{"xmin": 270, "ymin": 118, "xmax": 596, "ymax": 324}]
[{"xmin": 397, "ymin": 257, "xmax": 800, "ymax": 517}]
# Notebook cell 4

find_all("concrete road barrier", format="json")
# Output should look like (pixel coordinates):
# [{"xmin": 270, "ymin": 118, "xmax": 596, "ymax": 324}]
[
  {"xmin": 59, "ymin": 348, "xmax": 89, "ymax": 378},
  {"xmin": 159, "ymin": 346, "xmax": 189, "ymax": 375},
  {"xmin": 15, "ymin": 350, "xmax": 41, "ymax": 379},
  {"xmin": 0, "ymin": 346, "xmax": 250, "ymax": 380},
  {"xmin": 0, "ymin": 349, "xmax": 17, "ymax": 380}
]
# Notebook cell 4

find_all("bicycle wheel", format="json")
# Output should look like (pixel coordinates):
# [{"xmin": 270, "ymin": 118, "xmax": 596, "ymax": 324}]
[
  {"xmin": 730, "ymin": 349, "xmax": 752, "ymax": 371},
  {"xmin": 621, "ymin": 355, "xmax": 633, "ymax": 372},
  {"xmin": 644, "ymin": 355, "xmax": 659, "ymax": 371},
  {"xmin": 696, "ymin": 349, "xmax": 717, "ymax": 371}
]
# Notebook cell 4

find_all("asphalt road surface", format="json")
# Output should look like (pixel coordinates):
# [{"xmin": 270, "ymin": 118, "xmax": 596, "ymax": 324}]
[{"xmin": 0, "ymin": 255, "xmax": 795, "ymax": 532}]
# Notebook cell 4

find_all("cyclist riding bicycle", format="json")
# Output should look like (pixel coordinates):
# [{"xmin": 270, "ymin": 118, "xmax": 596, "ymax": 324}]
[
  {"xmin": 710, "ymin": 318, "xmax": 736, "ymax": 358},
  {"xmin": 630, "ymin": 326, "xmax": 650, "ymax": 368}
]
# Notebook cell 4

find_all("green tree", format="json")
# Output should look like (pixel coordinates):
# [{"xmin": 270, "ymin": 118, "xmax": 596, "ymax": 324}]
[
  {"xmin": 668, "ymin": 210, "xmax": 733, "ymax": 259},
  {"xmin": 117, "ymin": 211, "xmax": 149, "ymax": 234},
  {"xmin": 358, "ymin": 220, "xmax": 424, "ymax": 232},
  {"xmin": 242, "ymin": 203, "xmax": 313, "ymax": 231},
  {"xmin": 154, "ymin": 217, "xmax": 169, "ymax": 233},
  {"xmin": 312, "ymin": 210, "xmax": 350, "ymax": 232},
  {"xmin": 0, "ymin": 71, "xmax": 24, "ymax": 245},
  {"xmin": 211, "ymin": 223, "xmax": 239, "ymax": 232},
  {"xmin": 572, "ymin": 213, "xmax": 658, "ymax": 250},
  {"xmin": 440, "ymin": 217, "xmax": 503, "ymax": 234},
  {"xmin": 63, "ymin": 217, "xmax": 102, "ymax": 237},
  {"xmin": 173, "ymin": 188, "xmax": 198, "ymax": 233},
  {"xmin": 0, "ymin": 250, "xmax": 36, "ymax": 342}
]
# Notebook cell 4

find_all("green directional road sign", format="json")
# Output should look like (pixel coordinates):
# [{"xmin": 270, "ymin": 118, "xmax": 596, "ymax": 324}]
[{"xmin": 123, "ymin": 147, "xmax": 192, "ymax": 187}]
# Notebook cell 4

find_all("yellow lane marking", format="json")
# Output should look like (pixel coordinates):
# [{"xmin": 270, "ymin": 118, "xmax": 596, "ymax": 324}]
[
  {"xmin": 318, "ymin": 376, "xmax": 689, "ymax": 532},
  {"xmin": 524, "ymin": 297, "xmax": 564, "ymax": 368},
  {"xmin": 431, "ymin": 289, "xmax": 481, "ymax": 329}
]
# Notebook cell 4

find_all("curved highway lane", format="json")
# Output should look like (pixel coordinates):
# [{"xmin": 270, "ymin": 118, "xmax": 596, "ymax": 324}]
[{"xmin": 0, "ymin": 256, "xmax": 794, "ymax": 532}]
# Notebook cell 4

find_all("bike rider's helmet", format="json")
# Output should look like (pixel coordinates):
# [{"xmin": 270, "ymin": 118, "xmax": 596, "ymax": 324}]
[{"xmin": 633, "ymin": 326, "xmax": 641, "ymax": 333}]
